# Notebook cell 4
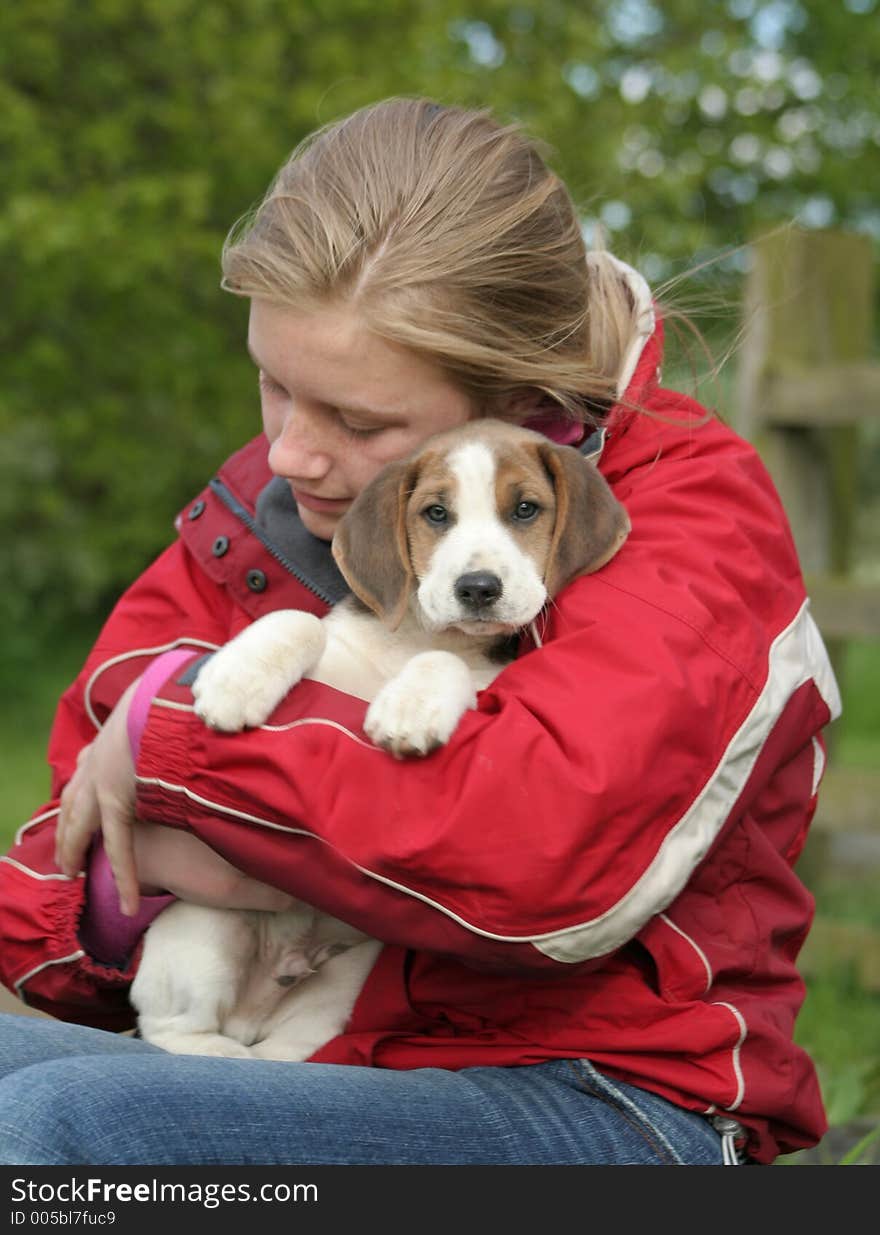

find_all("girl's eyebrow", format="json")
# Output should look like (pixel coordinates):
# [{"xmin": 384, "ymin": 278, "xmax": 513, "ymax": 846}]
[
  {"xmin": 246, "ymin": 343, "xmax": 405, "ymax": 420},
  {"xmin": 333, "ymin": 402, "xmax": 406, "ymax": 422}
]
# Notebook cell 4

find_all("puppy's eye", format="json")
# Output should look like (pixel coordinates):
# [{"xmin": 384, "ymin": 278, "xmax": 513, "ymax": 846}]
[
  {"xmin": 423, "ymin": 504, "xmax": 449, "ymax": 525},
  {"xmin": 512, "ymin": 501, "xmax": 540, "ymax": 522}
]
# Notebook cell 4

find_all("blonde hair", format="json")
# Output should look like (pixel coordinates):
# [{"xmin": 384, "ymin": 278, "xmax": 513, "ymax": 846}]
[{"xmin": 222, "ymin": 97, "xmax": 644, "ymax": 425}]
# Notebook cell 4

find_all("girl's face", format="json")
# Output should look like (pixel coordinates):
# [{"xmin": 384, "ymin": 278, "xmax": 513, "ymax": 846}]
[{"xmin": 248, "ymin": 300, "xmax": 476, "ymax": 541}]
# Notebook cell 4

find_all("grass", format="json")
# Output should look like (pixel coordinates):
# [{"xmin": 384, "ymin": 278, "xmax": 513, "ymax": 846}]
[
  {"xmin": 796, "ymin": 906, "xmax": 880, "ymax": 1123},
  {"xmin": 2, "ymin": 621, "xmax": 879, "ymax": 1155},
  {"xmin": 832, "ymin": 638, "xmax": 880, "ymax": 769}
]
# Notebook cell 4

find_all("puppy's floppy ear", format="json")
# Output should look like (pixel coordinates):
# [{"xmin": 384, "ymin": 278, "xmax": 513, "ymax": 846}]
[
  {"xmin": 331, "ymin": 459, "xmax": 415, "ymax": 629},
  {"xmin": 537, "ymin": 441, "xmax": 631, "ymax": 599}
]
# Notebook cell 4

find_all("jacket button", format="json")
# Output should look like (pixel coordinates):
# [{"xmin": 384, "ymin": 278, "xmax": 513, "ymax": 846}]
[
  {"xmin": 188, "ymin": 500, "xmax": 206, "ymax": 520},
  {"xmin": 246, "ymin": 569, "xmax": 267, "ymax": 593},
  {"xmin": 212, "ymin": 536, "xmax": 230, "ymax": 557}
]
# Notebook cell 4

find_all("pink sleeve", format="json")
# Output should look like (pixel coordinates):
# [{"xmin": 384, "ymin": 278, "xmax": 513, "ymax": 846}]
[
  {"xmin": 80, "ymin": 647, "xmax": 198, "ymax": 965},
  {"xmin": 126, "ymin": 647, "xmax": 198, "ymax": 758}
]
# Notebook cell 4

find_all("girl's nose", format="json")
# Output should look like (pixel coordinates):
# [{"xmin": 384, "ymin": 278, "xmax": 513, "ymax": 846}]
[{"xmin": 267, "ymin": 406, "xmax": 333, "ymax": 480}]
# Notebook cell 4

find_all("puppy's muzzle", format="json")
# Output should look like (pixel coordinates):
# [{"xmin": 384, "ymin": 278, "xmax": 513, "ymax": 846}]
[{"xmin": 454, "ymin": 570, "xmax": 504, "ymax": 613}]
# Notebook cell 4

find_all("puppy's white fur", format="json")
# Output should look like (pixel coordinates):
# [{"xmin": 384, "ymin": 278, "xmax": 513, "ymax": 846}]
[
  {"xmin": 131, "ymin": 422, "xmax": 629, "ymax": 1061},
  {"xmin": 416, "ymin": 442, "xmax": 548, "ymax": 633}
]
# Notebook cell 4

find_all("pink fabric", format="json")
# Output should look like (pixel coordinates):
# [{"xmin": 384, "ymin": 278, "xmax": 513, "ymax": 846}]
[
  {"xmin": 79, "ymin": 837, "xmax": 175, "ymax": 965},
  {"xmin": 79, "ymin": 648, "xmax": 193, "ymax": 964},
  {"xmin": 521, "ymin": 410, "xmax": 585, "ymax": 446},
  {"xmin": 127, "ymin": 647, "xmax": 196, "ymax": 759}
]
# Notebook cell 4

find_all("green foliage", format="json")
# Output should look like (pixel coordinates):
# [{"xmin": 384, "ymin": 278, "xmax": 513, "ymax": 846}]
[
  {"xmin": 0, "ymin": 0, "xmax": 461, "ymax": 641},
  {"xmin": 0, "ymin": 617, "xmax": 99, "ymax": 829},
  {"xmin": 2, "ymin": 1, "xmax": 879, "ymax": 652}
]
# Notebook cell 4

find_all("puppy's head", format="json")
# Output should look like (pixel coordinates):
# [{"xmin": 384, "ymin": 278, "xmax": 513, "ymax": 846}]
[{"xmin": 332, "ymin": 420, "xmax": 630, "ymax": 634}]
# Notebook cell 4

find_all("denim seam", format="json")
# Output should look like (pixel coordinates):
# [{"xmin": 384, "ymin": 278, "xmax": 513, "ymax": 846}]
[{"xmin": 565, "ymin": 1060, "xmax": 684, "ymax": 1165}]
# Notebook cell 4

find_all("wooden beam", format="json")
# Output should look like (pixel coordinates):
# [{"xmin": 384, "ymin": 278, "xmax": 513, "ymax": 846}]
[
  {"xmin": 737, "ymin": 227, "xmax": 875, "ymax": 581},
  {"xmin": 812, "ymin": 765, "xmax": 880, "ymax": 835},
  {"xmin": 807, "ymin": 575, "xmax": 880, "ymax": 640},
  {"xmin": 761, "ymin": 363, "xmax": 880, "ymax": 426}
]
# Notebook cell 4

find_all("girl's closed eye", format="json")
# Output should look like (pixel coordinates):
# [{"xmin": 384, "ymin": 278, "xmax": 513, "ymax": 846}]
[
  {"xmin": 258, "ymin": 372, "xmax": 287, "ymax": 397},
  {"xmin": 340, "ymin": 418, "xmax": 386, "ymax": 438}
]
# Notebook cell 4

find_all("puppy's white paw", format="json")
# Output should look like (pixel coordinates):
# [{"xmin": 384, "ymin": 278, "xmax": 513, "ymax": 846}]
[
  {"xmin": 141, "ymin": 1030, "xmax": 256, "ymax": 1059},
  {"xmin": 189, "ymin": 1036, "xmax": 256, "ymax": 1059},
  {"xmin": 192, "ymin": 610, "xmax": 326, "ymax": 731},
  {"xmin": 192, "ymin": 644, "xmax": 272, "ymax": 732},
  {"xmin": 248, "ymin": 1037, "xmax": 319, "ymax": 1063},
  {"xmin": 364, "ymin": 651, "xmax": 476, "ymax": 758}
]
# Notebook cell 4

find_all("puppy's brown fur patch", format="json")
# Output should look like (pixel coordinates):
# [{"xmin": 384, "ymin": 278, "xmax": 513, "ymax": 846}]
[
  {"xmin": 403, "ymin": 449, "xmax": 453, "ymax": 588},
  {"xmin": 492, "ymin": 443, "xmax": 558, "ymax": 578}
]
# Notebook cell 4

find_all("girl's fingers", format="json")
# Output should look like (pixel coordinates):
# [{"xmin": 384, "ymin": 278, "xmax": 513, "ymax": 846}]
[
  {"xmin": 101, "ymin": 806, "xmax": 141, "ymax": 917},
  {"xmin": 55, "ymin": 766, "xmax": 99, "ymax": 877},
  {"xmin": 54, "ymin": 681, "xmax": 141, "ymax": 904}
]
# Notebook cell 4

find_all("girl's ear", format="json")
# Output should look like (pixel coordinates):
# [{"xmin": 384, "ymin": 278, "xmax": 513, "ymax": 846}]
[
  {"xmin": 537, "ymin": 441, "xmax": 631, "ymax": 599},
  {"xmin": 331, "ymin": 459, "xmax": 416, "ymax": 629}
]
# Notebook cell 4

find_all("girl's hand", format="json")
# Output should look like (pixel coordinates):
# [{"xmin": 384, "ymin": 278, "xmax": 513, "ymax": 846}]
[
  {"xmin": 55, "ymin": 680, "xmax": 141, "ymax": 915},
  {"xmin": 55, "ymin": 680, "xmax": 298, "ymax": 916}
]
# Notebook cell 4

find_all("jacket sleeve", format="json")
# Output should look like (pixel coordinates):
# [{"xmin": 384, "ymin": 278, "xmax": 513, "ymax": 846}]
[
  {"xmin": 135, "ymin": 410, "xmax": 841, "ymax": 976},
  {"xmin": 0, "ymin": 539, "xmax": 230, "ymax": 1026}
]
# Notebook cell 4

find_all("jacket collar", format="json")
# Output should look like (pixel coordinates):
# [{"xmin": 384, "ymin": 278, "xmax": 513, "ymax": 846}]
[{"xmin": 254, "ymin": 476, "xmax": 349, "ymax": 603}]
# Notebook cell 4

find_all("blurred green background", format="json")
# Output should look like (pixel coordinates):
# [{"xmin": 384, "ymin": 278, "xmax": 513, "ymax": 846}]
[{"xmin": 2, "ymin": 0, "xmax": 879, "ymax": 1162}]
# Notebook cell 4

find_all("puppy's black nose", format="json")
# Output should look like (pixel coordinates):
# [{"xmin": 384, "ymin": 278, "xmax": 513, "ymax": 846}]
[{"xmin": 454, "ymin": 571, "xmax": 503, "ymax": 610}]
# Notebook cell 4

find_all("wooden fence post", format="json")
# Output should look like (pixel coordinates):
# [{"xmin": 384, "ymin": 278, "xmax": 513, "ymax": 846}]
[
  {"xmin": 736, "ymin": 226, "xmax": 875, "ymax": 581},
  {"xmin": 736, "ymin": 225, "xmax": 880, "ymax": 901}
]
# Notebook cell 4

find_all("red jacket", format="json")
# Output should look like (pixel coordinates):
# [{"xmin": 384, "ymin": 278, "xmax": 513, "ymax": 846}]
[{"xmin": 0, "ymin": 325, "xmax": 840, "ymax": 1163}]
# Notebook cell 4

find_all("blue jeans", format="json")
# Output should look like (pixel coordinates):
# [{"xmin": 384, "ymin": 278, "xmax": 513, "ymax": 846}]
[{"xmin": 0, "ymin": 1013, "xmax": 725, "ymax": 1165}]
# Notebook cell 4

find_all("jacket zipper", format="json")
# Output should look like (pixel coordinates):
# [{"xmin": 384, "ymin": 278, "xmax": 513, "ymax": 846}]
[{"xmin": 209, "ymin": 476, "xmax": 337, "ymax": 606}]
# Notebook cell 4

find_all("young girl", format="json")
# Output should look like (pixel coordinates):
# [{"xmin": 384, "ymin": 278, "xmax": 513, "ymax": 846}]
[{"xmin": 0, "ymin": 97, "xmax": 839, "ymax": 1166}]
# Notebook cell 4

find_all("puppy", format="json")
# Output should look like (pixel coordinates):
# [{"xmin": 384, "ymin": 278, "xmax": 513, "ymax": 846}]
[{"xmin": 130, "ymin": 420, "xmax": 630, "ymax": 1061}]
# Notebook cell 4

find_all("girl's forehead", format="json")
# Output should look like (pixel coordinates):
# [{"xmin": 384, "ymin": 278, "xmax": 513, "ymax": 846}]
[{"xmin": 248, "ymin": 299, "xmax": 475, "ymax": 422}]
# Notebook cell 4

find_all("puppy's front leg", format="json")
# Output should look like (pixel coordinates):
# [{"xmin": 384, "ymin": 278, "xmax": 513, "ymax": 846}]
[
  {"xmin": 364, "ymin": 651, "xmax": 477, "ymax": 757},
  {"xmin": 193, "ymin": 610, "xmax": 326, "ymax": 732}
]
